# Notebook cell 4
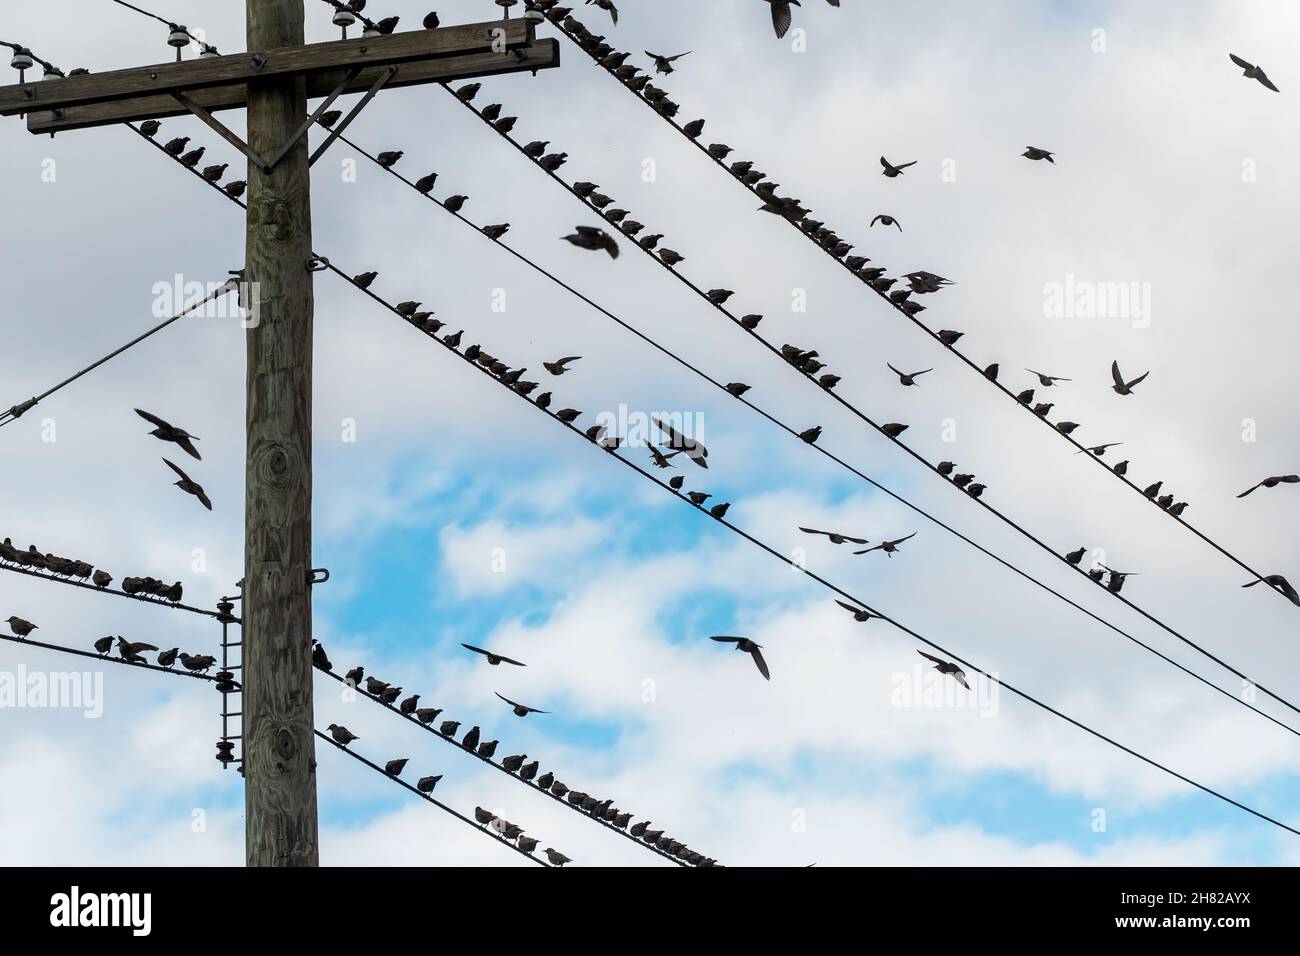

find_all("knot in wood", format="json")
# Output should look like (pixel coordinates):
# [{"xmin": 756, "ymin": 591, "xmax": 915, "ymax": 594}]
[{"xmin": 253, "ymin": 441, "xmax": 302, "ymax": 490}]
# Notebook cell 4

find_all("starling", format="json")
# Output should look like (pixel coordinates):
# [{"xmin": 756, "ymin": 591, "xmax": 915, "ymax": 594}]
[
  {"xmin": 327, "ymin": 723, "xmax": 359, "ymax": 745},
  {"xmin": 224, "ymin": 180, "xmax": 247, "ymax": 198},
  {"xmin": 539, "ymin": 152, "xmax": 569, "ymax": 171},
  {"xmin": 887, "ymin": 364, "xmax": 933, "ymax": 387},
  {"xmin": 462, "ymin": 725, "xmax": 481, "ymax": 751},
  {"xmin": 882, "ymin": 423, "xmax": 909, "ymax": 438},
  {"xmin": 482, "ymin": 223, "xmax": 510, "ymax": 240},
  {"xmin": 461, "ymin": 643, "xmax": 525, "ymax": 666},
  {"xmin": 312, "ymin": 641, "xmax": 332, "ymax": 671},
  {"xmin": 562, "ymin": 225, "xmax": 619, "ymax": 259},
  {"xmin": 415, "ymin": 707, "xmax": 442, "ymax": 725},
  {"xmin": 93, "ymin": 635, "xmax": 114, "ymax": 655},
  {"xmin": 163, "ymin": 136, "xmax": 190, "ymax": 156},
  {"xmin": 417, "ymin": 775, "xmax": 442, "ymax": 793},
  {"xmin": 496, "ymin": 692, "xmax": 549, "ymax": 716},
  {"xmin": 917, "ymin": 650, "xmax": 970, "ymax": 689},
  {"xmin": 163, "ymin": 459, "xmax": 212, "ymax": 510},
  {"xmin": 799, "ymin": 426, "xmax": 821, "ymax": 443},
  {"xmin": 545, "ymin": 848, "xmax": 572, "ymax": 867},
  {"xmin": 659, "ymin": 249, "xmax": 685, "ymax": 267},
  {"xmin": 709, "ymin": 636, "xmax": 770, "ymax": 680},
  {"xmin": 93, "ymin": 570, "xmax": 113, "ymax": 588},
  {"xmin": 683, "ymin": 118, "xmax": 705, "ymax": 138},
  {"xmin": 1229, "ymin": 53, "xmax": 1280, "ymax": 92},
  {"xmin": 444, "ymin": 195, "xmax": 468, "ymax": 213},
  {"xmin": 854, "ymin": 533, "xmax": 917, "ymax": 558},
  {"xmin": 415, "ymin": 173, "xmax": 438, "ymax": 194},
  {"xmin": 140, "ymin": 120, "xmax": 161, "ymax": 138},
  {"xmin": 136, "ymin": 409, "xmax": 201, "ymax": 460},
  {"xmin": 880, "ymin": 156, "xmax": 917, "ymax": 178},
  {"xmin": 1111, "ymin": 361, "xmax": 1150, "ymax": 396},
  {"xmin": 1022, "ymin": 146, "xmax": 1056, "ymax": 163},
  {"xmin": 384, "ymin": 758, "xmax": 408, "ymax": 777},
  {"xmin": 399, "ymin": 694, "xmax": 420, "ymax": 715},
  {"xmin": 870, "ymin": 214, "xmax": 902, "ymax": 231},
  {"xmin": 438, "ymin": 720, "xmax": 460, "ymax": 737},
  {"xmin": 201, "ymin": 163, "xmax": 228, "ymax": 183},
  {"xmin": 179, "ymin": 147, "xmax": 205, "ymax": 168},
  {"xmin": 1237, "ymin": 474, "xmax": 1300, "ymax": 498}
]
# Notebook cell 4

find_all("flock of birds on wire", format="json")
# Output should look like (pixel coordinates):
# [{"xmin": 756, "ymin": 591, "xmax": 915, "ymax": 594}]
[
  {"xmin": 318, "ymin": 638, "xmax": 720, "ymax": 867},
  {"xmin": 0, "ymin": 0, "xmax": 1294, "ymax": 867}
]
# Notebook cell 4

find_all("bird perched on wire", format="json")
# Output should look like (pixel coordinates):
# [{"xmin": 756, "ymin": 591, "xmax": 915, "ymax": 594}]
[
  {"xmin": 870, "ymin": 214, "xmax": 902, "ymax": 231},
  {"xmin": 312, "ymin": 641, "xmax": 331, "ymax": 671},
  {"xmin": 224, "ymin": 180, "xmax": 247, "ymax": 198},
  {"xmin": 116, "ymin": 638, "xmax": 159, "ymax": 665},
  {"xmin": 327, "ymin": 723, "xmax": 359, "ymax": 746},
  {"xmin": 201, "ymin": 163, "xmax": 228, "ymax": 183},
  {"xmin": 93, "ymin": 635, "xmax": 114, "ymax": 655},
  {"xmin": 654, "ymin": 416, "xmax": 708, "ymax": 468},
  {"xmin": 415, "ymin": 707, "xmax": 442, "ymax": 725},
  {"xmin": 1022, "ymin": 146, "xmax": 1055, "ymax": 163},
  {"xmin": 562, "ymin": 225, "xmax": 619, "ymax": 259},
  {"xmin": 545, "ymin": 847, "xmax": 573, "ymax": 867},
  {"xmin": 1228, "ymin": 53, "xmax": 1280, "ymax": 92},
  {"xmin": 482, "ymin": 223, "xmax": 510, "ymax": 240},
  {"xmin": 179, "ymin": 653, "xmax": 217, "ymax": 673},
  {"xmin": 376, "ymin": 150, "xmax": 402, "ymax": 168},
  {"xmin": 318, "ymin": 109, "xmax": 342, "ymax": 128},
  {"xmin": 709, "ymin": 635, "xmax": 770, "ymax": 680},
  {"xmin": 384, "ymin": 758, "xmax": 408, "ymax": 777},
  {"xmin": 163, "ymin": 136, "xmax": 189, "ymax": 156},
  {"xmin": 462, "ymin": 643, "xmax": 525, "ymax": 666},
  {"xmin": 855, "ymin": 533, "xmax": 917, "ymax": 558},
  {"xmin": 880, "ymin": 156, "xmax": 916, "ymax": 178},
  {"xmin": 882, "ymin": 422, "xmax": 910, "ymax": 438},
  {"xmin": 162, "ymin": 459, "xmax": 212, "ymax": 510},
  {"xmin": 461, "ymin": 726, "xmax": 481, "ymax": 751},
  {"xmin": 799, "ymin": 527, "xmax": 868, "ymax": 545},
  {"xmin": 1102, "ymin": 566, "xmax": 1140, "ymax": 594},
  {"xmin": 140, "ymin": 120, "xmax": 161, "ymax": 139},
  {"xmin": 496, "ymin": 692, "xmax": 549, "ymax": 717},
  {"xmin": 92, "ymin": 570, "xmax": 113, "ymax": 588},
  {"xmin": 1243, "ymin": 574, "xmax": 1300, "ymax": 606},
  {"xmin": 1065, "ymin": 547, "xmax": 1088, "ymax": 566},
  {"xmin": 1111, "ymin": 361, "xmax": 1149, "ymax": 396},
  {"xmin": 474, "ymin": 807, "xmax": 497, "ymax": 826},
  {"xmin": 917, "ymin": 650, "xmax": 970, "ymax": 689},
  {"xmin": 179, "ymin": 147, "xmax": 205, "ymax": 169},
  {"xmin": 135, "ymin": 409, "xmax": 201, "ymax": 460},
  {"xmin": 416, "ymin": 774, "xmax": 442, "ymax": 793},
  {"xmin": 887, "ymin": 363, "xmax": 932, "ymax": 387},
  {"xmin": 835, "ymin": 600, "xmax": 878, "ymax": 623},
  {"xmin": 1237, "ymin": 474, "xmax": 1299, "ymax": 498},
  {"xmin": 5, "ymin": 616, "xmax": 37, "ymax": 638},
  {"xmin": 539, "ymin": 152, "xmax": 569, "ymax": 171}
]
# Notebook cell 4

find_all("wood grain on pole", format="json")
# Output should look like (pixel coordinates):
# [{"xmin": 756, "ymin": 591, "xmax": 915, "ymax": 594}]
[
  {"xmin": 243, "ymin": 0, "xmax": 318, "ymax": 868},
  {"xmin": 26, "ymin": 40, "xmax": 560, "ymax": 134}
]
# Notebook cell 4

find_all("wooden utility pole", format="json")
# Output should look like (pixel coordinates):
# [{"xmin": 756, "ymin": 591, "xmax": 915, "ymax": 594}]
[
  {"xmin": 242, "ymin": 0, "xmax": 318, "ymax": 868},
  {"xmin": 0, "ymin": 4, "xmax": 560, "ymax": 868}
]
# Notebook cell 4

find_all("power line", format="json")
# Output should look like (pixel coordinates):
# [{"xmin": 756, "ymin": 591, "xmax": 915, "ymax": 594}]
[
  {"xmin": 332, "ymin": 128, "xmax": 1300, "ymax": 742},
  {"xmin": 127, "ymin": 121, "xmax": 1300, "ymax": 843},
  {"xmin": 0, "ymin": 561, "xmax": 235, "ymax": 620},
  {"xmin": 0, "ymin": 278, "xmax": 237, "ymax": 429},
  {"xmin": 315, "ymin": 664, "xmax": 701, "ymax": 866},
  {"xmin": 437, "ymin": 82, "xmax": 1300, "ymax": 723},
  {"xmin": 0, "ymin": 632, "xmax": 220, "ymax": 682},
  {"xmin": 314, "ymin": 730, "xmax": 554, "ymax": 867},
  {"xmin": 105, "ymin": 0, "xmax": 218, "ymax": 54},
  {"xmin": 546, "ymin": 7, "xmax": 1295, "ymax": 604}
]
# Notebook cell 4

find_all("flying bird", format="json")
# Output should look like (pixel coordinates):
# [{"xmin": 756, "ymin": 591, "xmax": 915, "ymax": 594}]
[
  {"xmin": 135, "ymin": 409, "xmax": 201, "ymax": 460},
  {"xmin": 1077, "ymin": 443, "xmax": 1123, "ymax": 457},
  {"xmin": 645, "ymin": 50, "xmax": 690, "ymax": 74},
  {"xmin": 1025, "ymin": 369, "xmax": 1070, "ymax": 387},
  {"xmin": 887, "ymin": 363, "xmax": 932, "ymax": 387},
  {"xmin": 496, "ymin": 692, "xmax": 549, "ymax": 717},
  {"xmin": 880, "ymin": 156, "xmax": 917, "ymax": 178},
  {"xmin": 855, "ymin": 532, "xmax": 917, "ymax": 558},
  {"xmin": 461, "ymin": 643, "xmax": 525, "ymax": 666},
  {"xmin": 763, "ymin": 0, "xmax": 802, "ymax": 39},
  {"xmin": 543, "ymin": 356, "xmax": 582, "ymax": 376},
  {"xmin": 654, "ymin": 416, "xmax": 708, "ymax": 468},
  {"xmin": 1237, "ymin": 474, "xmax": 1299, "ymax": 499},
  {"xmin": 1111, "ymin": 361, "xmax": 1149, "ymax": 396},
  {"xmin": 163, "ymin": 459, "xmax": 212, "ymax": 510},
  {"xmin": 562, "ymin": 225, "xmax": 620, "ymax": 259},
  {"xmin": 1229, "ymin": 53, "xmax": 1280, "ymax": 93},
  {"xmin": 709, "ymin": 635, "xmax": 770, "ymax": 681},
  {"xmin": 586, "ymin": 0, "xmax": 619, "ymax": 25},
  {"xmin": 870, "ymin": 214, "xmax": 902, "ymax": 231},
  {"xmin": 917, "ymin": 650, "xmax": 970, "ymax": 689},
  {"xmin": 1243, "ymin": 574, "xmax": 1300, "ymax": 606},
  {"xmin": 799, "ymin": 527, "xmax": 868, "ymax": 545},
  {"xmin": 835, "ymin": 600, "xmax": 878, "ymax": 623},
  {"xmin": 1022, "ymin": 146, "xmax": 1055, "ymax": 163}
]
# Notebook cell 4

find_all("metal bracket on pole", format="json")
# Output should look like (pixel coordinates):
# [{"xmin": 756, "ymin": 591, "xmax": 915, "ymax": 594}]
[
  {"xmin": 172, "ymin": 65, "xmax": 373, "ymax": 172},
  {"xmin": 309, "ymin": 65, "xmax": 398, "ymax": 166}
]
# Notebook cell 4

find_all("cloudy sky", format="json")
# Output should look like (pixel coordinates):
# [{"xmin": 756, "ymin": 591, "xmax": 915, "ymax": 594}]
[{"xmin": 1, "ymin": 0, "xmax": 1298, "ymax": 867}]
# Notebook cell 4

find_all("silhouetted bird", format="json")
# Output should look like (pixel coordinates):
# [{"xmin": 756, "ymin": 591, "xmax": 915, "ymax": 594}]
[
  {"xmin": 655, "ymin": 416, "xmax": 708, "ymax": 468},
  {"xmin": 1065, "ymin": 547, "xmax": 1087, "ymax": 566},
  {"xmin": 224, "ymin": 180, "xmax": 247, "ymax": 198},
  {"xmin": 1022, "ymin": 146, "xmax": 1055, "ymax": 163},
  {"xmin": 870, "ymin": 214, "xmax": 902, "ymax": 231},
  {"xmin": 1078, "ymin": 443, "xmax": 1122, "ymax": 457},
  {"xmin": 179, "ymin": 147, "xmax": 205, "ymax": 168},
  {"xmin": 1026, "ymin": 368, "xmax": 1069, "ymax": 386},
  {"xmin": 800, "ymin": 528, "xmax": 868, "ymax": 545},
  {"xmin": 835, "ymin": 600, "xmax": 878, "ymax": 623},
  {"xmin": 882, "ymin": 423, "xmax": 909, "ymax": 438},
  {"xmin": 312, "ymin": 641, "xmax": 332, "ymax": 671},
  {"xmin": 93, "ymin": 570, "xmax": 113, "ymax": 588},
  {"xmin": 438, "ymin": 720, "xmax": 461, "ymax": 737},
  {"xmin": 422, "ymin": 12, "xmax": 440, "ymax": 30},
  {"xmin": 799, "ymin": 426, "xmax": 821, "ymax": 443},
  {"xmin": 855, "ymin": 532, "xmax": 916, "ymax": 558},
  {"xmin": 1229, "ymin": 53, "xmax": 1280, "ymax": 92},
  {"xmin": 880, "ymin": 156, "xmax": 916, "ymax": 178},
  {"xmin": 384, "ymin": 758, "xmax": 408, "ymax": 777},
  {"xmin": 1237, "ymin": 474, "xmax": 1299, "ymax": 498},
  {"xmin": 545, "ymin": 847, "xmax": 572, "ymax": 866},
  {"xmin": 984, "ymin": 363, "xmax": 1000, "ymax": 381},
  {"xmin": 344, "ymin": 666, "xmax": 364, "ymax": 686},
  {"xmin": 93, "ymin": 635, "xmax": 114, "ymax": 655},
  {"xmin": 562, "ymin": 225, "xmax": 619, "ymax": 258},
  {"xmin": 887, "ymin": 363, "xmax": 932, "ymax": 387},
  {"xmin": 163, "ymin": 459, "xmax": 212, "ymax": 510},
  {"xmin": 543, "ymin": 356, "xmax": 581, "ymax": 376},
  {"xmin": 1243, "ymin": 574, "xmax": 1300, "ymax": 606},
  {"xmin": 659, "ymin": 249, "xmax": 686, "ymax": 267},
  {"xmin": 140, "ymin": 120, "xmax": 161, "ymax": 138},
  {"xmin": 763, "ymin": 0, "xmax": 801, "ymax": 39},
  {"xmin": 539, "ymin": 152, "xmax": 569, "ymax": 171},
  {"xmin": 474, "ymin": 807, "xmax": 497, "ymax": 826},
  {"xmin": 710, "ymin": 636, "xmax": 770, "ymax": 680},
  {"xmin": 136, "ymin": 409, "xmax": 201, "ymax": 460},
  {"xmin": 462, "ymin": 725, "xmax": 481, "ymax": 751},
  {"xmin": 1111, "ymin": 360, "xmax": 1149, "ymax": 396},
  {"xmin": 201, "ymin": 163, "xmax": 228, "ymax": 183},
  {"xmin": 399, "ymin": 694, "xmax": 420, "ymax": 715},
  {"xmin": 502, "ymin": 754, "xmax": 527, "ymax": 773},
  {"xmin": 462, "ymin": 643, "xmax": 525, "ymax": 666},
  {"xmin": 415, "ymin": 707, "xmax": 442, "ymax": 725},
  {"xmin": 116, "ymin": 638, "xmax": 158, "ymax": 664},
  {"xmin": 710, "ymin": 502, "xmax": 730, "ymax": 518},
  {"xmin": 1114, "ymin": 460, "xmax": 1129, "ymax": 476},
  {"xmin": 1056, "ymin": 421, "xmax": 1080, "ymax": 435},
  {"xmin": 417, "ymin": 775, "xmax": 442, "ymax": 793},
  {"xmin": 353, "ymin": 271, "xmax": 378, "ymax": 289},
  {"xmin": 163, "ymin": 136, "xmax": 189, "ymax": 156},
  {"xmin": 456, "ymin": 82, "xmax": 481, "ymax": 102},
  {"xmin": 444, "ymin": 195, "xmax": 467, "ymax": 212},
  {"xmin": 917, "ymin": 650, "xmax": 970, "ymax": 689},
  {"xmin": 482, "ymin": 223, "xmax": 510, "ymax": 239},
  {"xmin": 937, "ymin": 330, "xmax": 964, "ymax": 346}
]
